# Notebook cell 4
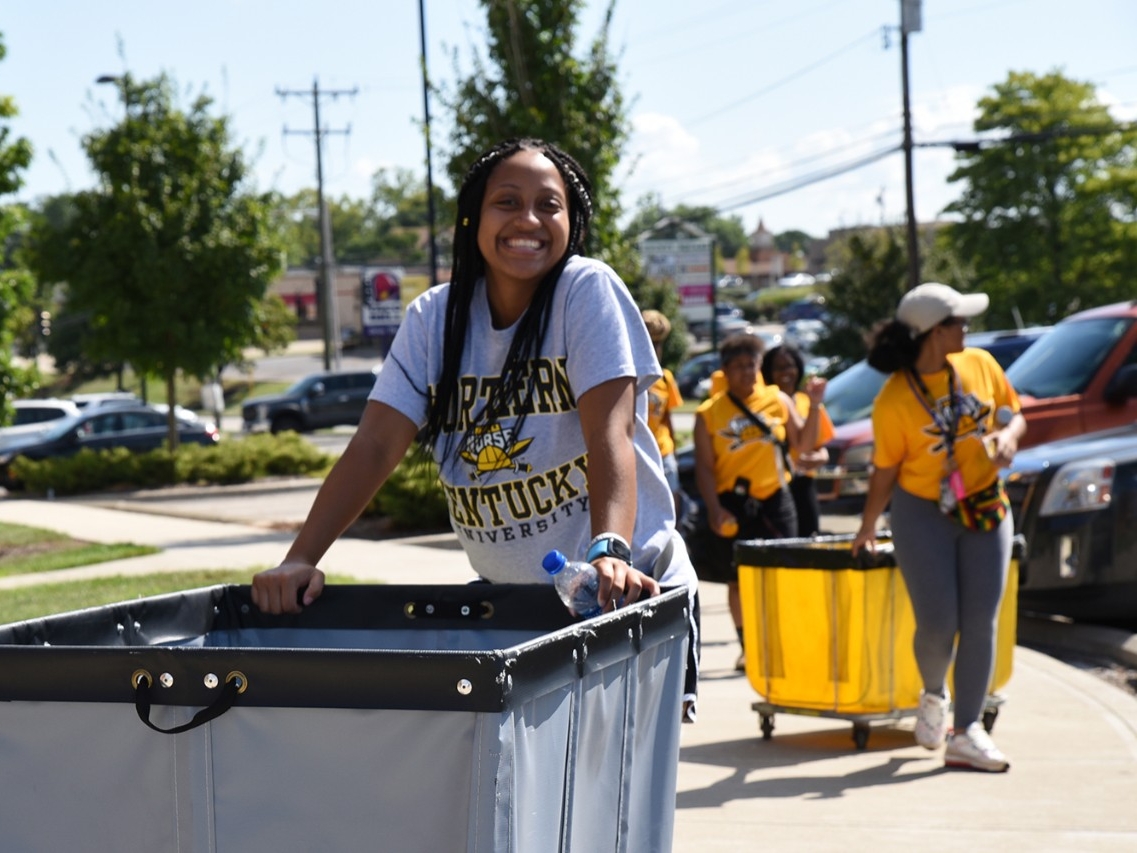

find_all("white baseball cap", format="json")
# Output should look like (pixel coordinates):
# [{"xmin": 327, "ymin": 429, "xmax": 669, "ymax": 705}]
[{"xmin": 896, "ymin": 282, "xmax": 989, "ymax": 335}]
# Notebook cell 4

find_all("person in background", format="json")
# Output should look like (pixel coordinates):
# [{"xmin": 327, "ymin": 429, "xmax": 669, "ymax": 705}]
[
  {"xmin": 642, "ymin": 309, "xmax": 684, "ymax": 516},
  {"xmin": 851, "ymin": 282, "xmax": 1025, "ymax": 773},
  {"xmin": 694, "ymin": 333, "xmax": 826, "ymax": 671},
  {"xmin": 251, "ymin": 137, "xmax": 700, "ymax": 718},
  {"xmin": 761, "ymin": 343, "xmax": 834, "ymax": 537}
]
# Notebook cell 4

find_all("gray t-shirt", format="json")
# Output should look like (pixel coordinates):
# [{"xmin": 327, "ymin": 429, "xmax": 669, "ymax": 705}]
[{"xmin": 370, "ymin": 254, "xmax": 695, "ymax": 589}]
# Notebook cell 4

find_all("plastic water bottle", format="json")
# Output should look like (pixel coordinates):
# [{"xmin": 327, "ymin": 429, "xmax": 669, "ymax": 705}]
[{"xmin": 542, "ymin": 550, "xmax": 603, "ymax": 619}]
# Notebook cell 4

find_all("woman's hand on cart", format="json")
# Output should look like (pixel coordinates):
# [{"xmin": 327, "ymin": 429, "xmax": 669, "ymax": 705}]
[{"xmin": 252, "ymin": 560, "xmax": 326, "ymax": 614}]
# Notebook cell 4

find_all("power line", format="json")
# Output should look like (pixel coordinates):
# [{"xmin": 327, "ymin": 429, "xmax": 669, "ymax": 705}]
[
  {"xmin": 708, "ymin": 144, "xmax": 901, "ymax": 213},
  {"xmin": 687, "ymin": 28, "xmax": 881, "ymax": 126}
]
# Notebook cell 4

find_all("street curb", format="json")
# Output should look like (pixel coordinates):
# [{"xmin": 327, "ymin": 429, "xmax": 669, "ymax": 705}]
[{"xmin": 1018, "ymin": 613, "xmax": 1137, "ymax": 669}]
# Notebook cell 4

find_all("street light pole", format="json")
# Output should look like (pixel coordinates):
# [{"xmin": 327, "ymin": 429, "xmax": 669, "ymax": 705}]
[
  {"xmin": 95, "ymin": 73, "xmax": 148, "ymax": 402},
  {"xmin": 418, "ymin": 0, "xmax": 440, "ymax": 288}
]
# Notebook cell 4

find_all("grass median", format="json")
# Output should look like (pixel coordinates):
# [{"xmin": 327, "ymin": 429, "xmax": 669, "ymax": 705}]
[{"xmin": 0, "ymin": 522, "xmax": 357, "ymax": 624}]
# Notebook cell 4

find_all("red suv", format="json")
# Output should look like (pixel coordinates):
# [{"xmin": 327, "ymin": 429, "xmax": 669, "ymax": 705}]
[{"xmin": 815, "ymin": 324, "xmax": 1060, "ymax": 503}]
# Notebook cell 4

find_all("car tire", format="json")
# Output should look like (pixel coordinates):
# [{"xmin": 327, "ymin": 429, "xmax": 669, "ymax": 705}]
[{"xmin": 270, "ymin": 413, "xmax": 305, "ymax": 434}]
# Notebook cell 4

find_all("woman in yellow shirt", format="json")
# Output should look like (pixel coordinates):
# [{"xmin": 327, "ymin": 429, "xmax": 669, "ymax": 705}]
[
  {"xmin": 761, "ymin": 343, "xmax": 835, "ymax": 537},
  {"xmin": 695, "ymin": 333, "xmax": 826, "ymax": 669},
  {"xmin": 642, "ymin": 310, "xmax": 684, "ymax": 515},
  {"xmin": 851, "ymin": 283, "xmax": 1025, "ymax": 773}
]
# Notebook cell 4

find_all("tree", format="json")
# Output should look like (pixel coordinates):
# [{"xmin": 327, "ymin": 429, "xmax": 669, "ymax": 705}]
[
  {"xmin": 814, "ymin": 229, "xmax": 909, "ymax": 370},
  {"xmin": 273, "ymin": 168, "xmax": 452, "ymax": 269},
  {"xmin": 0, "ymin": 35, "xmax": 38, "ymax": 424},
  {"xmin": 624, "ymin": 193, "xmax": 748, "ymax": 260},
  {"xmin": 440, "ymin": 0, "xmax": 630, "ymax": 260},
  {"xmin": 942, "ymin": 70, "xmax": 1137, "ymax": 327},
  {"xmin": 27, "ymin": 73, "xmax": 284, "ymax": 447}
]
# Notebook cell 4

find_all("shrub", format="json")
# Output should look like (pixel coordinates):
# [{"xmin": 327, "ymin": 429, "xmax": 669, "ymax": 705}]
[
  {"xmin": 363, "ymin": 452, "xmax": 450, "ymax": 531},
  {"xmin": 12, "ymin": 435, "xmax": 334, "ymax": 496}
]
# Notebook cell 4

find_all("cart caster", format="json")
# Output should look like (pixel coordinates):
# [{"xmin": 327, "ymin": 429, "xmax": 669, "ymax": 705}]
[
  {"xmin": 760, "ymin": 714, "xmax": 774, "ymax": 741},
  {"xmin": 982, "ymin": 707, "xmax": 999, "ymax": 733},
  {"xmin": 852, "ymin": 722, "xmax": 870, "ymax": 750}
]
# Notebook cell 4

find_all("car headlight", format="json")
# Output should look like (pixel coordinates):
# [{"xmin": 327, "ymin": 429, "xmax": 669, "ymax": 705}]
[
  {"xmin": 842, "ymin": 443, "xmax": 874, "ymax": 470},
  {"xmin": 1037, "ymin": 458, "xmax": 1113, "ymax": 517}
]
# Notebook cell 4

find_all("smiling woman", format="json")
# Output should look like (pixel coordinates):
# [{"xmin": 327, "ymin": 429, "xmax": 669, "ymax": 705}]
[{"xmin": 251, "ymin": 137, "xmax": 702, "ymax": 717}]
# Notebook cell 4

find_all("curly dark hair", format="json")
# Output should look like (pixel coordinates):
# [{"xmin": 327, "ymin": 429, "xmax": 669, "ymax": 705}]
[
  {"xmin": 420, "ymin": 138, "xmax": 594, "ymax": 457},
  {"xmin": 867, "ymin": 319, "xmax": 927, "ymax": 373}
]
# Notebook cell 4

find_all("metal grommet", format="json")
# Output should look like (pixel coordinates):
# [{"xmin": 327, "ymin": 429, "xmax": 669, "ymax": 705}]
[
  {"xmin": 226, "ymin": 671, "xmax": 249, "ymax": 694},
  {"xmin": 456, "ymin": 679, "xmax": 473, "ymax": 696},
  {"xmin": 403, "ymin": 602, "xmax": 417, "ymax": 619},
  {"xmin": 480, "ymin": 601, "xmax": 494, "ymax": 619},
  {"xmin": 460, "ymin": 605, "xmax": 471, "ymax": 616},
  {"xmin": 204, "ymin": 673, "xmax": 219, "ymax": 689},
  {"xmin": 131, "ymin": 669, "xmax": 152, "ymax": 689},
  {"xmin": 159, "ymin": 672, "xmax": 174, "ymax": 688}
]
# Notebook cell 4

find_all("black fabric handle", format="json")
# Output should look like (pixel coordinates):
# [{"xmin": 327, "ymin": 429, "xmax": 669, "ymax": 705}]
[{"xmin": 134, "ymin": 674, "xmax": 242, "ymax": 735}]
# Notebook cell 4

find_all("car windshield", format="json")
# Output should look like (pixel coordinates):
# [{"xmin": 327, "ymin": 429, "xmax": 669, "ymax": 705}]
[
  {"xmin": 1006, "ymin": 317, "xmax": 1134, "ymax": 398},
  {"xmin": 822, "ymin": 360, "xmax": 886, "ymax": 426}
]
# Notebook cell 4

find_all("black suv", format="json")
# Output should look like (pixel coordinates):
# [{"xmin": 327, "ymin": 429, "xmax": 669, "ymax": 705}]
[{"xmin": 242, "ymin": 370, "xmax": 379, "ymax": 434}]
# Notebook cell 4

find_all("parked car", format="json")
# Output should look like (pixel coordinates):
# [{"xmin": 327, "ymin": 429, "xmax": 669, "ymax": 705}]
[
  {"xmin": 241, "ymin": 369, "xmax": 380, "ymax": 434},
  {"xmin": 778, "ymin": 296, "xmax": 829, "ymax": 324},
  {"xmin": 1005, "ymin": 420, "xmax": 1137, "ymax": 625},
  {"xmin": 814, "ymin": 326, "xmax": 1054, "ymax": 503},
  {"xmin": 783, "ymin": 319, "xmax": 826, "ymax": 353},
  {"xmin": 1005, "ymin": 301, "xmax": 1137, "ymax": 445},
  {"xmin": 0, "ymin": 399, "xmax": 82, "ymax": 450},
  {"xmin": 70, "ymin": 391, "xmax": 143, "ymax": 410},
  {"xmin": 675, "ymin": 352, "xmax": 720, "ymax": 400},
  {"xmin": 0, "ymin": 405, "xmax": 220, "ymax": 490}
]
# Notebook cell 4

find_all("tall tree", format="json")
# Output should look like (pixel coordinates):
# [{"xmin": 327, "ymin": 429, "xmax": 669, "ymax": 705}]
[
  {"xmin": 0, "ymin": 34, "xmax": 38, "ymax": 423},
  {"xmin": 440, "ymin": 0, "xmax": 630, "ymax": 260},
  {"xmin": 943, "ymin": 70, "xmax": 1137, "ymax": 326},
  {"xmin": 27, "ymin": 73, "xmax": 284, "ymax": 447}
]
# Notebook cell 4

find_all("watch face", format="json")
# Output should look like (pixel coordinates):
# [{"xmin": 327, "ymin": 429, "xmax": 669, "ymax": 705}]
[{"xmin": 605, "ymin": 538, "xmax": 632, "ymax": 562}]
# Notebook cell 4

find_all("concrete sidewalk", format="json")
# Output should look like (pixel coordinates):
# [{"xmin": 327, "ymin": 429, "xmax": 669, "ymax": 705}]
[{"xmin": 2, "ymin": 496, "xmax": 1137, "ymax": 851}]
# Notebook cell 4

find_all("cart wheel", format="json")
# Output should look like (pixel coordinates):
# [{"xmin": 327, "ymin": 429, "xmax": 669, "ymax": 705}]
[
  {"xmin": 982, "ymin": 707, "xmax": 999, "ymax": 733},
  {"xmin": 760, "ymin": 714, "xmax": 774, "ymax": 741},
  {"xmin": 852, "ymin": 723, "xmax": 870, "ymax": 750}
]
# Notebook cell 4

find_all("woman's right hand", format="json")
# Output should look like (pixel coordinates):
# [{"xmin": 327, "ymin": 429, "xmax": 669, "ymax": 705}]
[
  {"xmin": 251, "ymin": 559, "xmax": 326, "ymax": 614},
  {"xmin": 850, "ymin": 525, "xmax": 877, "ymax": 557},
  {"xmin": 711, "ymin": 508, "xmax": 739, "ymax": 538}
]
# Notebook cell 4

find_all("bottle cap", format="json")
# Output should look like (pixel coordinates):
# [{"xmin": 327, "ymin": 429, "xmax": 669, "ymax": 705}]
[{"xmin": 542, "ymin": 550, "xmax": 567, "ymax": 575}]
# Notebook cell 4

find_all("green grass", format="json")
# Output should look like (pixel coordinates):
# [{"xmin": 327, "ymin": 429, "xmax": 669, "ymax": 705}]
[
  {"xmin": 0, "ymin": 522, "xmax": 158, "ymax": 577},
  {"xmin": 0, "ymin": 568, "xmax": 365, "ymax": 625}
]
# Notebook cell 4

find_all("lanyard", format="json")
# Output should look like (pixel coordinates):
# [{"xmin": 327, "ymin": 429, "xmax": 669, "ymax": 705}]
[{"xmin": 905, "ymin": 367, "xmax": 960, "ymax": 463}]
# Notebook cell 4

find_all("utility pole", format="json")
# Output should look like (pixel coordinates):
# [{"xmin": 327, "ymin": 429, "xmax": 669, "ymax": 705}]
[
  {"xmin": 276, "ymin": 79, "xmax": 358, "ymax": 370},
  {"xmin": 418, "ymin": 0, "xmax": 440, "ymax": 288},
  {"xmin": 899, "ymin": 0, "xmax": 922, "ymax": 290}
]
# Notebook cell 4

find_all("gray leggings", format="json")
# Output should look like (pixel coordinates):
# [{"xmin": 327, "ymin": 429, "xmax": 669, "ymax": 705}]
[{"xmin": 889, "ymin": 486, "xmax": 1013, "ymax": 730}]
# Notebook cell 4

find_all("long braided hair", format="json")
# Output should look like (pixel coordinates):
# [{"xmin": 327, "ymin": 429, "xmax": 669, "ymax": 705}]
[{"xmin": 420, "ymin": 138, "xmax": 594, "ymax": 459}]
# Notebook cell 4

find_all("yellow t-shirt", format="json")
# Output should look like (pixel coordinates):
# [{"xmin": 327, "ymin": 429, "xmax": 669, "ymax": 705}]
[
  {"xmin": 646, "ymin": 368, "xmax": 682, "ymax": 457},
  {"xmin": 872, "ymin": 347, "xmax": 1021, "ymax": 501},
  {"xmin": 709, "ymin": 369, "xmax": 764, "ymax": 398},
  {"xmin": 696, "ymin": 384, "xmax": 790, "ymax": 500},
  {"xmin": 791, "ymin": 391, "xmax": 835, "ymax": 477}
]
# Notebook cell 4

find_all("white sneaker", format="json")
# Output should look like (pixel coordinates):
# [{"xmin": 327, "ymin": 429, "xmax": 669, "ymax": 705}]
[
  {"xmin": 914, "ymin": 689, "xmax": 950, "ymax": 750},
  {"xmin": 945, "ymin": 722, "xmax": 1010, "ymax": 772}
]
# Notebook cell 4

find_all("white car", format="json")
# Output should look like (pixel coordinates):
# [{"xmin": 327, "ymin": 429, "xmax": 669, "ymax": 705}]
[{"xmin": 0, "ymin": 399, "xmax": 82, "ymax": 449}]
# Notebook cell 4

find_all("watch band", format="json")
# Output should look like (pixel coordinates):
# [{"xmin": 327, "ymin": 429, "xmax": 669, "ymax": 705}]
[{"xmin": 586, "ymin": 533, "xmax": 633, "ymax": 565}]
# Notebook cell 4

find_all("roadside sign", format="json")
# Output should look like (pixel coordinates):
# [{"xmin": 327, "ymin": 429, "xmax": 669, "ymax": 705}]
[{"xmin": 640, "ymin": 237, "xmax": 714, "ymax": 323}]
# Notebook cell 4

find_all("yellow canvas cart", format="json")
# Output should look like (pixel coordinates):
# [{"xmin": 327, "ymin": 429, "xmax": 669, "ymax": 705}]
[{"xmin": 735, "ymin": 534, "xmax": 1020, "ymax": 749}]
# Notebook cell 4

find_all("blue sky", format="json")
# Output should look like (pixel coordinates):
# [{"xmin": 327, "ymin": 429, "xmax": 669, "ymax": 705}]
[{"xmin": 4, "ymin": 0, "xmax": 1136, "ymax": 238}]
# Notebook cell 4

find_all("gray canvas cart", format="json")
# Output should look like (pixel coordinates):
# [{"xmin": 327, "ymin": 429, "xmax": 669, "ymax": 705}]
[{"xmin": 0, "ymin": 583, "xmax": 689, "ymax": 853}]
